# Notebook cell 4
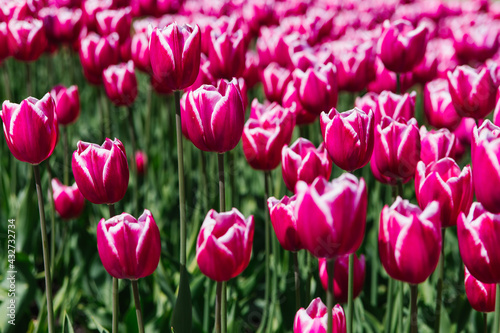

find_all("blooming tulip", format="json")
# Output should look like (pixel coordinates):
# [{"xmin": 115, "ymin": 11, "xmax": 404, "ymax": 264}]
[
  {"xmin": 379, "ymin": 197, "xmax": 441, "ymax": 284},
  {"xmin": 39, "ymin": 7, "xmax": 82, "ymax": 45},
  {"xmin": 355, "ymin": 92, "xmax": 378, "ymax": 116},
  {"xmin": 97, "ymin": 210, "xmax": 160, "ymax": 280},
  {"xmin": 72, "ymin": 138, "xmax": 129, "ymax": 205},
  {"xmin": 96, "ymin": 7, "xmax": 131, "ymax": 42},
  {"xmin": 295, "ymin": 174, "xmax": 367, "ymax": 259},
  {"xmin": 423, "ymin": 78, "xmax": 461, "ymax": 130},
  {"xmin": 79, "ymin": 32, "xmax": 120, "ymax": 85},
  {"xmin": 318, "ymin": 254, "xmax": 366, "ymax": 303},
  {"xmin": 267, "ymin": 195, "xmax": 302, "ymax": 252},
  {"xmin": 320, "ymin": 107, "xmax": 374, "ymax": 172},
  {"xmin": 208, "ymin": 29, "xmax": 246, "ymax": 80},
  {"xmin": 335, "ymin": 41, "xmax": 376, "ymax": 92},
  {"xmin": 7, "ymin": 18, "xmax": 48, "ymax": 62},
  {"xmin": 182, "ymin": 79, "xmax": 245, "ymax": 153},
  {"xmin": 131, "ymin": 31, "xmax": 151, "ymax": 74},
  {"xmin": 1, "ymin": 93, "xmax": 58, "ymax": 165},
  {"xmin": 419, "ymin": 127, "xmax": 456, "ymax": 166},
  {"xmin": 294, "ymin": 298, "xmax": 346, "ymax": 333},
  {"xmin": 148, "ymin": 23, "xmax": 201, "ymax": 91},
  {"xmin": 50, "ymin": 85, "xmax": 80, "ymax": 126},
  {"xmin": 447, "ymin": 65, "xmax": 496, "ymax": 119},
  {"xmin": 366, "ymin": 58, "xmax": 414, "ymax": 94},
  {"xmin": 458, "ymin": 202, "xmax": 500, "ymax": 284},
  {"xmin": 464, "ymin": 266, "xmax": 496, "ymax": 313},
  {"xmin": 196, "ymin": 208, "xmax": 254, "ymax": 282},
  {"xmin": 374, "ymin": 90, "xmax": 416, "ymax": 124},
  {"xmin": 51, "ymin": 178, "xmax": 85, "ymax": 220},
  {"xmin": 102, "ymin": 61, "xmax": 138, "ymax": 107},
  {"xmin": 282, "ymin": 81, "xmax": 317, "ymax": 125},
  {"xmin": 261, "ymin": 63, "xmax": 292, "ymax": 104}
]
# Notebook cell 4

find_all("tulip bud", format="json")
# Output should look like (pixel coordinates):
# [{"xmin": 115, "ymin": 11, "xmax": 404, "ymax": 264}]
[
  {"xmin": 51, "ymin": 178, "xmax": 85, "ymax": 220},
  {"xmin": 419, "ymin": 127, "xmax": 456, "ymax": 166},
  {"xmin": 131, "ymin": 31, "xmax": 151, "ymax": 73},
  {"xmin": 377, "ymin": 19, "xmax": 427, "ymax": 73},
  {"xmin": 39, "ymin": 7, "xmax": 83, "ymax": 45},
  {"xmin": 135, "ymin": 150, "xmax": 147, "ymax": 176},
  {"xmin": 261, "ymin": 63, "xmax": 292, "ymax": 104},
  {"xmin": 318, "ymin": 254, "xmax": 366, "ymax": 304},
  {"xmin": 7, "ymin": 18, "xmax": 48, "ymax": 62},
  {"xmin": 423, "ymin": 78, "xmax": 461, "ymax": 130},
  {"xmin": 72, "ymin": 138, "xmax": 129, "ymax": 205},
  {"xmin": 149, "ymin": 23, "xmax": 201, "ymax": 91},
  {"xmin": 321, "ymin": 107, "xmax": 374, "ymax": 172},
  {"xmin": 208, "ymin": 29, "xmax": 247, "ymax": 80},
  {"xmin": 268, "ymin": 195, "xmax": 302, "ymax": 252},
  {"xmin": 50, "ymin": 84, "xmax": 80, "ymax": 126},
  {"xmin": 183, "ymin": 79, "xmax": 245, "ymax": 153},
  {"xmin": 336, "ymin": 42, "xmax": 376, "ymax": 92},
  {"xmin": 355, "ymin": 92, "xmax": 378, "ymax": 116},
  {"xmin": 96, "ymin": 7, "xmax": 132, "ymax": 42},
  {"xmin": 242, "ymin": 101, "xmax": 296, "ymax": 170},
  {"xmin": 82, "ymin": 0, "xmax": 113, "ymax": 32},
  {"xmin": 282, "ymin": 81, "xmax": 317, "ymax": 125},
  {"xmin": 293, "ymin": 298, "xmax": 346, "ymax": 333},
  {"xmin": 379, "ymin": 197, "xmax": 441, "ymax": 284},
  {"xmin": 464, "ymin": 266, "xmax": 496, "ymax": 313},
  {"xmin": 102, "ymin": 61, "xmax": 138, "ymax": 107},
  {"xmin": 447, "ymin": 65, "xmax": 497, "ymax": 119},
  {"xmin": 295, "ymin": 174, "xmax": 367, "ymax": 259},
  {"xmin": 1, "ymin": 93, "xmax": 58, "ymax": 165},
  {"xmin": 242, "ymin": 50, "xmax": 260, "ymax": 89},
  {"xmin": 374, "ymin": 90, "xmax": 416, "ymax": 124},
  {"xmin": 458, "ymin": 202, "xmax": 500, "ymax": 284},
  {"xmin": 196, "ymin": 208, "xmax": 254, "ymax": 282},
  {"xmin": 97, "ymin": 210, "xmax": 161, "ymax": 280},
  {"xmin": 79, "ymin": 32, "xmax": 120, "ymax": 85}
]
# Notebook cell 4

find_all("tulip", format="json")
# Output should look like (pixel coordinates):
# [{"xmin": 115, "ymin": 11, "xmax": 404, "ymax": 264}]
[
  {"xmin": 335, "ymin": 42, "xmax": 376, "ymax": 92},
  {"xmin": 256, "ymin": 26, "xmax": 293, "ymax": 68},
  {"xmin": 267, "ymin": 195, "xmax": 302, "ymax": 252},
  {"xmin": 423, "ymin": 78, "xmax": 461, "ymax": 130},
  {"xmin": 261, "ymin": 63, "xmax": 292, "ymax": 104},
  {"xmin": 7, "ymin": 18, "xmax": 48, "ymax": 62},
  {"xmin": 372, "ymin": 117, "xmax": 420, "ymax": 182},
  {"xmin": 447, "ymin": 65, "xmax": 496, "ymax": 119},
  {"xmin": 293, "ymin": 298, "xmax": 346, "ymax": 333},
  {"xmin": 295, "ymin": 174, "xmax": 367, "ymax": 259},
  {"xmin": 292, "ymin": 63, "xmax": 338, "ymax": 115},
  {"xmin": 148, "ymin": 22, "xmax": 201, "ymax": 91},
  {"xmin": 97, "ymin": 210, "xmax": 160, "ymax": 280},
  {"xmin": 79, "ymin": 32, "xmax": 120, "ymax": 85},
  {"xmin": 72, "ymin": 138, "xmax": 129, "ymax": 205},
  {"xmin": 379, "ymin": 197, "xmax": 441, "ymax": 284},
  {"xmin": 135, "ymin": 150, "xmax": 147, "ymax": 176},
  {"xmin": 50, "ymin": 85, "xmax": 80, "ymax": 126},
  {"xmin": 208, "ymin": 29, "xmax": 247, "ymax": 80},
  {"xmin": 419, "ymin": 127, "xmax": 456, "ymax": 166},
  {"xmin": 131, "ymin": 31, "xmax": 151, "ymax": 74},
  {"xmin": 355, "ymin": 92, "xmax": 378, "ymax": 116},
  {"xmin": 374, "ymin": 90, "xmax": 416, "ymax": 124},
  {"xmin": 242, "ymin": 50, "xmax": 260, "ymax": 89},
  {"xmin": 282, "ymin": 81, "xmax": 317, "ymax": 125},
  {"xmin": 377, "ymin": 19, "xmax": 427, "ymax": 73},
  {"xmin": 320, "ymin": 107, "xmax": 374, "ymax": 172},
  {"xmin": 196, "ymin": 208, "xmax": 254, "ymax": 282},
  {"xmin": 39, "ymin": 7, "xmax": 83, "ymax": 45},
  {"xmin": 51, "ymin": 178, "xmax": 85, "ymax": 220},
  {"xmin": 0, "ymin": 22, "xmax": 9, "ymax": 61},
  {"xmin": 182, "ymin": 79, "xmax": 245, "ymax": 153},
  {"xmin": 458, "ymin": 202, "xmax": 500, "ymax": 284},
  {"xmin": 464, "ymin": 266, "xmax": 496, "ymax": 313},
  {"xmin": 82, "ymin": 0, "xmax": 113, "ymax": 32},
  {"xmin": 96, "ymin": 7, "xmax": 132, "ymax": 42},
  {"xmin": 242, "ymin": 101, "xmax": 295, "ymax": 170},
  {"xmin": 1, "ymin": 93, "xmax": 58, "ymax": 165},
  {"xmin": 318, "ymin": 254, "xmax": 366, "ymax": 303},
  {"xmin": 453, "ymin": 117, "xmax": 476, "ymax": 160},
  {"xmin": 411, "ymin": 43, "xmax": 438, "ymax": 84},
  {"xmin": 102, "ymin": 61, "xmax": 138, "ymax": 107},
  {"xmin": 366, "ymin": 58, "xmax": 414, "ymax": 94}
]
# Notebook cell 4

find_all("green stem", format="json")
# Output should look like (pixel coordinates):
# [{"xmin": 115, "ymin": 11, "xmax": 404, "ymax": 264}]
[
  {"xmin": 108, "ymin": 204, "xmax": 118, "ymax": 333},
  {"xmin": 434, "ymin": 229, "xmax": 446, "ymax": 333},
  {"xmin": 2, "ymin": 64, "xmax": 11, "ymax": 100},
  {"xmin": 258, "ymin": 171, "xmax": 271, "ymax": 333},
  {"xmin": 201, "ymin": 151, "xmax": 208, "ymax": 212},
  {"xmin": 327, "ymin": 258, "xmax": 335, "ymax": 333},
  {"xmin": 484, "ymin": 313, "xmax": 488, "ymax": 333},
  {"xmin": 266, "ymin": 170, "xmax": 278, "ymax": 333},
  {"xmin": 126, "ymin": 106, "xmax": 138, "ymax": 211},
  {"xmin": 144, "ymin": 84, "xmax": 152, "ymax": 150},
  {"xmin": 216, "ymin": 281, "xmax": 222, "ymax": 333},
  {"xmin": 396, "ymin": 73, "xmax": 401, "ymax": 95},
  {"xmin": 218, "ymin": 153, "xmax": 225, "ymax": 212},
  {"xmin": 347, "ymin": 253, "xmax": 354, "ymax": 333},
  {"xmin": 494, "ymin": 284, "xmax": 500, "ymax": 333},
  {"xmin": 222, "ymin": 281, "xmax": 227, "ymax": 333},
  {"xmin": 45, "ymin": 163, "xmax": 56, "ymax": 277},
  {"xmin": 33, "ymin": 164, "xmax": 55, "ymax": 333},
  {"xmin": 174, "ymin": 90, "xmax": 186, "ymax": 267},
  {"xmin": 293, "ymin": 252, "xmax": 300, "ymax": 309},
  {"xmin": 63, "ymin": 126, "xmax": 69, "ymax": 185},
  {"xmin": 101, "ymin": 88, "xmax": 111, "ymax": 139},
  {"xmin": 203, "ymin": 278, "xmax": 211, "ymax": 333},
  {"xmin": 410, "ymin": 284, "xmax": 418, "ymax": 333},
  {"xmin": 26, "ymin": 62, "xmax": 32, "ymax": 96},
  {"xmin": 131, "ymin": 280, "xmax": 144, "ymax": 333},
  {"xmin": 385, "ymin": 278, "xmax": 394, "ymax": 333},
  {"xmin": 399, "ymin": 282, "xmax": 403, "ymax": 332},
  {"xmin": 228, "ymin": 150, "xmax": 236, "ymax": 208}
]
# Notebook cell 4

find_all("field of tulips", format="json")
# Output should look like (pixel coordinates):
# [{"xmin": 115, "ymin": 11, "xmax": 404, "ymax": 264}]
[{"xmin": 3, "ymin": 0, "xmax": 500, "ymax": 332}]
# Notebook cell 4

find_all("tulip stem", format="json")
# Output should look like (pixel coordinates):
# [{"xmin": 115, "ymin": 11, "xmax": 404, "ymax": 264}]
[
  {"xmin": 222, "ymin": 281, "xmax": 227, "ymax": 333},
  {"xmin": 215, "ymin": 281, "xmax": 222, "ymax": 333},
  {"xmin": 174, "ymin": 90, "xmax": 187, "ymax": 267},
  {"xmin": 484, "ymin": 313, "xmax": 488, "ymax": 333},
  {"xmin": 327, "ymin": 258, "xmax": 335, "ymax": 333},
  {"xmin": 396, "ymin": 73, "xmax": 401, "ymax": 95},
  {"xmin": 434, "ymin": 229, "xmax": 446, "ymax": 333},
  {"xmin": 410, "ymin": 284, "xmax": 418, "ymax": 333},
  {"xmin": 385, "ymin": 278, "xmax": 394, "ymax": 333},
  {"xmin": 131, "ymin": 280, "xmax": 145, "ymax": 333},
  {"xmin": 293, "ymin": 251, "xmax": 301, "ymax": 309},
  {"xmin": 63, "ymin": 126, "xmax": 69, "ymax": 185},
  {"xmin": 258, "ymin": 171, "xmax": 271, "ymax": 333},
  {"xmin": 26, "ymin": 62, "xmax": 32, "ymax": 96},
  {"xmin": 144, "ymin": 85, "xmax": 152, "ymax": 151},
  {"xmin": 494, "ymin": 284, "xmax": 500, "ymax": 333},
  {"xmin": 218, "ymin": 153, "xmax": 225, "ymax": 212},
  {"xmin": 2, "ymin": 64, "xmax": 11, "ymax": 100},
  {"xmin": 347, "ymin": 253, "xmax": 354, "ymax": 333},
  {"xmin": 201, "ymin": 151, "xmax": 208, "ymax": 212},
  {"xmin": 100, "ymin": 88, "xmax": 111, "ymax": 139},
  {"xmin": 228, "ymin": 150, "xmax": 236, "ymax": 208},
  {"xmin": 126, "ymin": 106, "xmax": 138, "ymax": 211},
  {"xmin": 45, "ymin": 163, "xmax": 56, "ymax": 276},
  {"xmin": 33, "ymin": 164, "xmax": 55, "ymax": 333},
  {"xmin": 108, "ymin": 204, "xmax": 118, "ymax": 333}
]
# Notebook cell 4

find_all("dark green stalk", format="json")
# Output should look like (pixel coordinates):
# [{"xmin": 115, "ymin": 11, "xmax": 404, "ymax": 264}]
[
  {"xmin": 385, "ymin": 278, "xmax": 394, "ymax": 333},
  {"xmin": 327, "ymin": 258, "xmax": 335, "ymax": 333},
  {"xmin": 293, "ymin": 252, "xmax": 300, "ymax": 309},
  {"xmin": 131, "ymin": 280, "xmax": 144, "ymax": 333},
  {"xmin": 2, "ymin": 64, "xmax": 11, "ymax": 100},
  {"xmin": 144, "ymin": 85, "xmax": 152, "ymax": 150},
  {"xmin": 484, "ymin": 313, "xmax": 488, "ymax": 333},
  {"xmin": 126, "ymin": 106, "xmax": 138, "ymax": 211},
  {"xmin": 203, "ymin": 278, "xmax": 211, "ymax": 333},
  {"xmin": 215, "ymin": 281, "xmax": 222, "ymax": 333},
  {"xmin": 222, "ymin": 281, "xmax": 227, "ymax": 333},
  {"xmin": 347, "ymin": 253, "xmax": 354, "ymax": 333},
  {"xmin": 45, "ymin": 163, "xmax": 56, "ymax": 277},
  {"xmin": 26, "ymin": 62, "xmax": 32, "ymax": 96},
  {"xmin": 257, "ymin": 171, "xmax": 271, "ymax": 333},
  {"xmin": 100, "ymin": 88, "xmax": 111, "ymax": 139},
  {"xmin": 108, "ymin": 204, "xmax": 118, "ymax": 333},
  {"xmin": 228, "ymin": 150, "xmax": 236, "ymax": 208},
  {"xmin": 434, "ymin": 229, "xmax": 446, "ymax": 333},
  {"xmin": 218, "ymin": 153, "xmax": 225, "ymax": 212},
  {"xmin": 63, "ymin": 126, "xmax": 69, "ymax": 185},
  {"xmin": 410, "ymin": 284, "xmax": 418, "ymax": 333},
  {"xmin": 396, "ymin": 73, "xmax": 401, "ymax": 95},
  {"xmin": 493, "ymin": 284, "xmax": 500, "ymax": 333},
  {"xmin": 201, "ymin": 151, "xmax": 208, "ymax": 212}
]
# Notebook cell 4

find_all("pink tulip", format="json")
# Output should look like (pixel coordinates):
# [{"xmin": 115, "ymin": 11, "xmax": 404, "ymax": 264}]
[
  {"xmin": 377, "ymin": 19, "xmax": 427, "ymax": 73},
  {"xmin": 135, "ymin": 150, "xmax": 147, "ymax": 175},
  {"xmin": 72, "ymin": 138, "xmax": 129, "ymax": 205},
  {"xmin": 379, "ymin": 197, "xmax": 441, "ymax": 284},
  {"xmin": 0, "ymin": 23, "xmax": 9, "ymax": 61},
  {"xmin": 355, "ymin": 92, "xmax": 378, "ymax": 116},
  {"xmin": 423, "ymin": 78, "xmax": 461, "ymax": 130},
  {"xmin": 335, "ymin": 41, "xmax": 376, "ymax": 92},
  {"xmin": 79, "ymin": 32, "xmax": 120, "ymax": 85},
  {"xmin": 295, "ymin": 174, "xmax": 367, "ymax": 259},
  {"xmin": 374, "ymin": 90, "xmax": 416, "ymax": 124},
  {"xmin": 97, "ymin": 210, "xmax": 160, "ymax": 280},
  {"xmin": 208, "ymin": 29, "xmax": 246, "ymax": 80},
  {"xmin": 256, "ymin": 26, "xmax": 294, "ymax": 68},
  {"xmin": 182, "ymin": 79, "xmax": 245, "ymax": 153},
  {"xmin": 1, "ymin": 93, "xmax": 58, "ymax": 165},
  {"xmin": 82, "ymin": 0, "xmax": 113, "ymax": 32},
  {"xmin": 51, "ymin": 178, "xmax": 85, "ymax": 220},
  {"xmin": 149, "ymin": 22, "xmax": 201, "ymax": 91},
  {"xmin": 447, "ymin": 65, "xmax": 496, "ymax": 119},
  {"xmin": 131, "ymin": 31, "xmax": 151, "ymax": 74},
  {"xmin": 50, "ymin": 84, "xmax": 80, "ymax": 126},
  {"xmin": 453, "ymin": 117, "xmax": 476, "ymax": 160},
  {"xmin": 282, "ymin": 81, "xmax": 317, "ymax": 125},
  {"xmin": 294, "ymin": 298, "xmax": 346, "ymax": 333},
  {"xmin": 39, "ymin": 6, "xmax": 82, "ymax": 45},
  {"xmin": 458, "ymin": 202, "xmax": 500, "ymax": 284},
  {"xmin": 267, "ymin": 195, "xmax": 302, "ymax": 252},
  {"xmin": 366, "ymin": 58, "xmax": 414, "ymax": 94},
  {"xmin": 261, "ymin": 63, "xmax": 292, "ymax": 104},
  {"xmin": 464, "ymin": 266, "xmax": 496, "ymax": 313},
  {"xmin": 242, "ymin": 50, "xmax": 260, "ymax": 89},
  {"xmin": 281, "ymin": 138, "xmax": 332, "ymax": 192},
  {"xmin": 318, "ymin": 254, "xmax": 366, "ymax": 303},
  {"xmin": 102, "ymin": 61, "xmax": 138, "ymax": 107},
  {"xmin": 196, "ymin": 208, "xmax": 254, "ymax": 282},
  {"xmin": 419, "ymin": 127, "xmax": 456, "ymax": 166},
  {"xmin": 7, "ymin": 18, "xmax": 48, "ymax": 62},
  {"xmin": 96, "ymin": 7, "xmax": 131, "ymax": 42},
  {"xmin": 320, "ymin": 107, "xmax": 374, "ymax": 172}
]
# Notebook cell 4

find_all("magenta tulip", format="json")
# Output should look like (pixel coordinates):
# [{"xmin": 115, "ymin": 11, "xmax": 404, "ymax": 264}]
[
  {"xmin": 79, "ymin": 32, "xmax": 120, "ymax": 85},
  {"xmin": 320, "ymin": 107, "xmax": 374, "ymax": 172},
  {"xmin": 50, "ymin": 84, "xmax": 80, "ymax": 126},
  {"xmin": 97, "ymin": 210, "xmax": 160, "ymax": 280},
  {"xmin": 39, "ymin": 6, "xmax": 82, "ymax": 45},
  {"xmin": 102, "ymin": 60, "xmax": 138, "ymax": 107},
  {"xmin": 419, "ymin": 127, "xmax": 456, "ymax": 166},
  {"xmin": 294, "ymin": 298, "xmax": 346, "ymax": 333},
  {"xmin": 72, "ymin": 138, "xmax": 129, "ymax": 205},
  {"xmin": 51, "ymin": 178, "xmax": 85, "ymax": 220},
  {"xmin": 131, "ymin": 31, "xmax": 151, "ymax": 74},
  {"xmin": 0, "ymin": 23, "xmax": 9, "ymax": 61},
  {"xmin": 208, "ymin": 29, "xmax": 246, "ymax": 80},
  {"xmin": 318, "ymin": 254, "xmax": 366, "ymax": 303},
  {"xmin": 282, "ymin": 81, "xmax": 317, "ymax": 125},
  {"xmin": 261, "ymin": 63, "xmax": 292, "ymax": 104},
  {"xmin": 295, "ymin": 174, "xmax": 367, "ymax": 259},
  {"xmin": 379, "ymin": 197, "xmax": 441, "ymax": 284},
  {"xmin": 335, "ymin": 41, "xmax": 376, "ymax": 92},
  {"xmin": 82, "ymin": 0, "xmax": 113, "ymax": 32},
  {"xmin": 267, "ymin": 195, "xmax": 302, "ymax": 252},
  {"xmin": 355, "ymin": 92, "xmax": 378, "ymax": 116},
  {"xmin": 149, "ymin": 22, "xmax": 201, "ymax": 91},
  {"xmin": 1, "ymin": 93, "xmax": 58, "ymax": 165},
  {"xmin": 7, "ymin": 18, "xmax": 48, "ymax": 62},
  {"xmin": 374, "ymin": 91, "xmax": 416, "ymax": 124},
  {"xmin": 135, "ymin": 150, "xmax": 147, "ymax": 175},
  {"xmin": 96, "ymin": 7, "xmax": 131, "ymax": 42},
  {"xmin": 464, "ymin": 266, "xmax": 496, "ymax": 313},
  {"xmin": 196, "ymin": 208, "xmax": 254, "ymax": 282},
  {"xmin": 423, "ymin": 78, "xmax": 461, "ymax": 130}
]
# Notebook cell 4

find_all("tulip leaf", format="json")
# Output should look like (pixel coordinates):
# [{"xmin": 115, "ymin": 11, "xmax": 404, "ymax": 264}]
[
  {"xmin": 62, "ymin": 312, "xmax": 75, "ymax": 333},
  {"xmin": 170, "ymin": 265, "xmax": 192, "ymax": 333}
]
